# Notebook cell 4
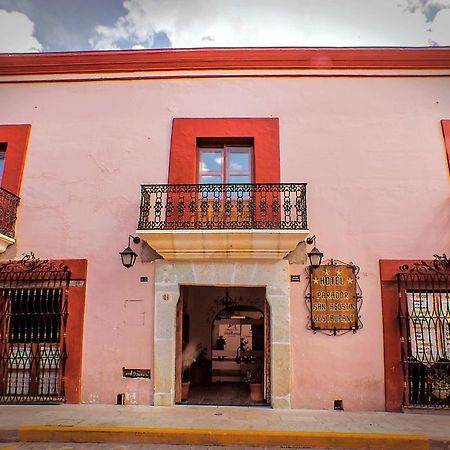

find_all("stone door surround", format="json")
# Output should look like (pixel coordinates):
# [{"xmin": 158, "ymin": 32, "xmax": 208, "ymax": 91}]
[{"xmin": 153, "ymin": 260, "xmax": 291, "ymax": 409}]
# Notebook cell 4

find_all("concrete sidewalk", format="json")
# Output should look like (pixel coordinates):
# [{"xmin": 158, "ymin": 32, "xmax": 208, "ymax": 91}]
[{"xmin": 0, "ymin": 404, "xmax": 449, "ymax": 449}]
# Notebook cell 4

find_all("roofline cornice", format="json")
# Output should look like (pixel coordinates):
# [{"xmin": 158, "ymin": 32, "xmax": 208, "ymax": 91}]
[{"xmin": 1, "ymin": 47, "xmax": 449, "ymax": 76}]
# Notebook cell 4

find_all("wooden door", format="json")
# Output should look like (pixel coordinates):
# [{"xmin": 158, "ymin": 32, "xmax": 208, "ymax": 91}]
[
  {"xmin": 174, "ymin": 290, "xmax": 183, "ymax": 403},
  {"xmin": 264, "ymin": 299, "xmax": 271, "ymax": 402}
]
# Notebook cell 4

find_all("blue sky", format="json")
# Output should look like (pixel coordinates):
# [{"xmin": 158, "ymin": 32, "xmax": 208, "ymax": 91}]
[{"xmin": 0, "ymin": 0, "xmax": 449, "ymax": 53}]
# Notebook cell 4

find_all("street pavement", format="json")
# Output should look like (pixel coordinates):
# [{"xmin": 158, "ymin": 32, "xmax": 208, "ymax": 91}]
[
  {"xmin": 0, "ymin": 404, "xmax": 449, "ymax": 449},
  {"xmin": 0, "ymin": 444, "xmax": 359, "ymax": 449}
]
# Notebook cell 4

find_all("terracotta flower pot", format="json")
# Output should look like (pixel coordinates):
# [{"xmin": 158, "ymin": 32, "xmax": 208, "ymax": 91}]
[
  {"xmin": 249, "ymin": 382, "xmax": 264, "ymax": 402},
  {"xmin": 181, "ymin": 381, "xmax": 190, "ymax": 400}
]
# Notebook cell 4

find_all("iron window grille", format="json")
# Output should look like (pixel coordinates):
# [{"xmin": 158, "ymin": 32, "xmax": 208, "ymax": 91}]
[
  {"xmin": 397, "ymin": 255, "xmax": 450, "ymax": 408},
  {"xmin": 0, "ymin": 253, "xmax": 71, "ymax": 404}
]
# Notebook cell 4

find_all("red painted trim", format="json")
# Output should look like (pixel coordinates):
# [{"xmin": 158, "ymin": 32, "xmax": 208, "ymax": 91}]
[
  {"xmin": 0, "ymin": 125, "xmax": 31, "ymax": 195},
  {"xmin": 169, "ymin": 118, "xmax": 280, "ymax": 184},
  {"xmin": 0, "ymin": 74, "xmax": 449, "ymax": 87},
  {"xmin": 1, "ymin": 47, "xmax": 450, "ymax": 76},
  {"xmin": 49, "ymin": 259, "xmax": 87, "ymax": 404},
  {"xmin": 64, "ymin": 285, "xmax": 85, "ymax": 404},
  {"xmin": 441, "ymin": 120, "xmax": 450, "ymax": 172},
  {"xmin": 57, "ymin": 258, "xmax": 88, "ymax": 280},
  {"xmin": 379, "ymin": 259, "xmax": 431, "ymax": 412}
]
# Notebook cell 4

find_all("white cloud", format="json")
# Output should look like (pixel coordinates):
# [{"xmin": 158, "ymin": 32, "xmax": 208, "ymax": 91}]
[
  {"xmin": 430, "ymin": 8, "xmax": 450, "ymax": 43},
  {"xmin": 89, "ymin": 0, "xmax": 450, "ymax": 50},
  {"xmin": 404, "ymin": 0, "xmax": 450, "ymax": 21},
  {"xmin": 0, "ymin": 9, "xmax": 42, "ymax": 52}
]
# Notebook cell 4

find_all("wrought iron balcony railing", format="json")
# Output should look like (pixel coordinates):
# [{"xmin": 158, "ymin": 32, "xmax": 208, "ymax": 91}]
[
  {"xmin": 138, "ymin": 183, "xmax": 307, "ymax": 230},
  {"xmin": 0, "ymin": 188, "xmax": 20, "ymax": 239}
]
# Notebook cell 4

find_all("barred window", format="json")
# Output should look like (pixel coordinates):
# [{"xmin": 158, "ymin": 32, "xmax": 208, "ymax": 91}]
[{"xmin": 407, "ymin": 290, "xmax": 450, "ymax": 364}]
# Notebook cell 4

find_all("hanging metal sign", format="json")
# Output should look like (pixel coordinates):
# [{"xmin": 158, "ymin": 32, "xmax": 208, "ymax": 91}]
[{"xmin": 310, "ymin": 264, "xmax": 358, "ymax": 331}]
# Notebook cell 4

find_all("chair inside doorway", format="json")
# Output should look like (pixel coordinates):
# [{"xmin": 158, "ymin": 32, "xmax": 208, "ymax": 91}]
[{"xmin": 176, "ymin": 285, "xmax": 270, "ymax": 407}]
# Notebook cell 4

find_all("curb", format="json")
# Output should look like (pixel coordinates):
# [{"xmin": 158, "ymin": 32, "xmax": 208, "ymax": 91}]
[{"xmin": 18, "ymin": 426, "xmax": 430, "ymax": 449}]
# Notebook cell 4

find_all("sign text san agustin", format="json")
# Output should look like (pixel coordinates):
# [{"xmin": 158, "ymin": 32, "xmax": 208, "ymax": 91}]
[{"xmin": 310, "ymin": 265, "xmax": 357, "ymax": 330}]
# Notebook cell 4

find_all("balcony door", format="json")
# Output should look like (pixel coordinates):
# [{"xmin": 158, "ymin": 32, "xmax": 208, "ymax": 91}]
[
  {"xmin": 197, "ymin": 143, "xmax": 254, "ymax": 226},
  {"xmin": 198, "ymin": 144, "xmax": 253, "ymax": 186}
]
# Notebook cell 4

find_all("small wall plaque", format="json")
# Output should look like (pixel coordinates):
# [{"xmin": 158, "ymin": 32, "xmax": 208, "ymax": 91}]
[
  {"xmin": 122, "ymin": 368, "xmax": 151, "ymax": 379},
  {"xmin": 290, "ymin": 275, "xmax": 301, "ymax": 282}
]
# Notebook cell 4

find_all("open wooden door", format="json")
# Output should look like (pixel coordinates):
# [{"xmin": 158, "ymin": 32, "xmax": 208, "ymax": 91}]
[
  {"xmin": 264, "ymin": 299, "xmax": 271, "ymax": 403},
  {"xmin": 175, "ymin": 289, "xmax": 183, "ymax": 403}
]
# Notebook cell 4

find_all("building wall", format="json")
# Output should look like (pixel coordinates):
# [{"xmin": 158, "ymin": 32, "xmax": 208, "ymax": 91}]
[{"xmin": 0, "ymin": 73, "xmax": 449, "ymax": 409}]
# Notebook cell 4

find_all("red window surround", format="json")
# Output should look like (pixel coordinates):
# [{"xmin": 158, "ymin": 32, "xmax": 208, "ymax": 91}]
[
  {"xmin": 168, "ymin": 118, "xmax": 280, "ymax": 184},
  {"xmin": 379, "ymin": 259, "xmax": 432, "ymax": 412},
  {"xmin": 441, "ymin": 120, "xmax": 450, "ymax": 172},
  {"xmin": 0, "ymin": 125, "xmax": 31, "ymax": 195},
  {"xmin": 62, "ymin": 259, "xmax": 87, "ymax": 404}
]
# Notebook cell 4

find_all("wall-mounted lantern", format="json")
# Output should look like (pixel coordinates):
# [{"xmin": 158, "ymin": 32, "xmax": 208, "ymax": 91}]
[
  {"xmin": 306, "ymin": 235, "xmax": 323, "ymax": 269},
  {"xmin": 119, "ymin": 235, "xmax": 141, "ymax": 269}
]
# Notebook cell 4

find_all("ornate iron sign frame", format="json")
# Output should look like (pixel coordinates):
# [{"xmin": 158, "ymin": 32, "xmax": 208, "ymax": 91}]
[{"xmin": 305, "ymin": 258, "xmax": 363, "ymax": 335}]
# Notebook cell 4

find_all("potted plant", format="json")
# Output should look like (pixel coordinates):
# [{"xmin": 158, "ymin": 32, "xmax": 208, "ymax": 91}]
[
  {"xmin": 245, "ymin": 366, "xmax": 264, "ymax": 402},
  {"xmin": 181, "ymin": 350, "xmax": 195, "ymax": 401},
  {"xmin": 190, "ymin": 346, "xmax": 211, "ymax": 385}
]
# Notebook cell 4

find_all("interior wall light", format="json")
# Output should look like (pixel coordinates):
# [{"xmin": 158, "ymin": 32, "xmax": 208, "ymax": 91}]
[
  {"xmin": 120, "ymin": 235, "xmax": 141, "ymax": 269},
  {"xmin": 306, "ymin": 235, "xmax": 323, "ymax": 269}
]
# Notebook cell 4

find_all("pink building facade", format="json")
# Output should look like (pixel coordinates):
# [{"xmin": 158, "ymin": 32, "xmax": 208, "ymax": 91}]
[{"xmin": 0, "ymin": 48, "xmax": 449, "ymax": 412}]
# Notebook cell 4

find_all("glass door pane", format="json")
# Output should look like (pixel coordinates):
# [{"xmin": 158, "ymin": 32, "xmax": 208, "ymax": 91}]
[{"xmin": 227, "ymin": 149, "xmax": 251, "ymax": 178}]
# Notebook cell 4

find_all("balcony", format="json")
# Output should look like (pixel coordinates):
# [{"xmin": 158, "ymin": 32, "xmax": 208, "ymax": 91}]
[
  {"xmin": 0, "ymin": 188, "xmax": 20, "ymax": 253},
  {"xmin": 136, "ymin": 183, "xmax": 309, "ymax": 260}
]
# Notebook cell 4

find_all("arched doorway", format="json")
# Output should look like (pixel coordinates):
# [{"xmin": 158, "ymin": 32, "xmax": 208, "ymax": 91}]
[{"xmin": 175, "ymin": 286, "xmax": 270, "ymax": 406}]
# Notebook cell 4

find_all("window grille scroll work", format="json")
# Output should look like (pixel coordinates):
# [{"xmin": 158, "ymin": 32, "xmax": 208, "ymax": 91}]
[{"xmin": 0, "ymin": 253, "xmax": 71, "ymax": 403}]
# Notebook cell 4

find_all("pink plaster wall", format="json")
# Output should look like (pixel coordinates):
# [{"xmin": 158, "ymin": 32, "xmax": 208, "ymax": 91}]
[{"xmin": 0, "ymin": 75, "xmax": 449, "ymax": 409}]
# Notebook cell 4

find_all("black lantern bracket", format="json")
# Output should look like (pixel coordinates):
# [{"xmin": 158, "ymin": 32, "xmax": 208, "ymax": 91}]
[
  {"xmin": 304, "ymin": 258, "xmax": 364, "ymax": 336},
  {"xmin": 119, "ymin": 235, "xmax": 141, "ymax": 269},
  {"xmin": 306, "ymin": 235, "xmax": 323, "ymax": 269}
]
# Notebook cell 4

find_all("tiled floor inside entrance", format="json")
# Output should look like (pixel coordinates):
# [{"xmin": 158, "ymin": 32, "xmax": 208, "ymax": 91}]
[{"xmin": 184, "ymin": 382, "xmax": 268, "ymax": 407}]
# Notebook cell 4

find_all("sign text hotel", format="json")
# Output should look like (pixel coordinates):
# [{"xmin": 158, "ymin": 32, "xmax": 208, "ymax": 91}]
[{"xmin": 310, "ymin": 264, "xmax": 357, "ymax": 330}]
